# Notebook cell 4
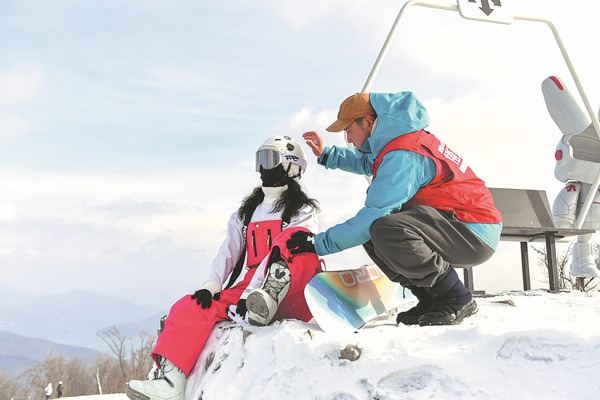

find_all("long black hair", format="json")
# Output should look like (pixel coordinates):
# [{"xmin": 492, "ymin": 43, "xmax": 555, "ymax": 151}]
[{"xmin": 237, "ymin": 179, "xmax": 320, "ymax": 224}]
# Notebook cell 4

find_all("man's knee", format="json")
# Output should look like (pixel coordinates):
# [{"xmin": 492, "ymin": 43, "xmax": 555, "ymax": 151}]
[
  {"xmin": 370, "ymin": 216, "xmax": 390, "ymax": 244},
  {"xmin": 370, "ymin": 214, "xmax": 410, "ymax": 244}
]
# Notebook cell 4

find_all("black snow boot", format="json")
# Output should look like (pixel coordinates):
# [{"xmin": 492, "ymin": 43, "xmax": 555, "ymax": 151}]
[
  {"xmin": 396, "ymin": 286, "xmax": 434, "ymax": 325},
  {"xmin": 418, "ymin": 268, "xmax": 477, "ymax": 326}
]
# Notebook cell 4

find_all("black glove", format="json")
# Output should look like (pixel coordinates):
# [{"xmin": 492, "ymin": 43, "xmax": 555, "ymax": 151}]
[
  {"xmin": 236, "ymin": 299, "xmax": 248, "ymax": 316},
  {"xmin": 287, "ymin": 231, "xmax": 316, "ymax": 254},
  {"xmin": 191, "ymin": 289, "xmax": 221, "ymax": 309}
]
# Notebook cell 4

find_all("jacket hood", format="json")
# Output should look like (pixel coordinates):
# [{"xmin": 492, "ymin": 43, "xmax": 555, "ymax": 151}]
[{"xmin": 360, "ymin": 92, "xmax": 430, "ymax": 157}]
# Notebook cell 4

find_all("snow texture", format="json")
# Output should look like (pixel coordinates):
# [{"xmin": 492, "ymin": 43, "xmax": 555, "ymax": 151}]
[{"xmin": 64, "ymin": 290, "xmax": 600, "ymax": 400}]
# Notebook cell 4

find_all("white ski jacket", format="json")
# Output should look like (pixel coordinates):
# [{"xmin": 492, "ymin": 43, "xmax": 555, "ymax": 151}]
[{"xmin": 202, "ymin": 185, "xmax": 319, "ymax": 299}]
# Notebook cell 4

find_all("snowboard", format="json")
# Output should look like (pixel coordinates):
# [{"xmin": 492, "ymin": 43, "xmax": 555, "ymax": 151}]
[{"xmin": 304, "ymin": 264, "xmax": 415, "ymax": 333}]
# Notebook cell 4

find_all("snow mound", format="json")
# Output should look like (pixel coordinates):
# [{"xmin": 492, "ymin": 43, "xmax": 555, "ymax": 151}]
[
  {"xmin": 184, "ymin": 290, "xmax": 600, "ymax": 400},
  {"xmin": 83, "ymin": 290, "xmax": 600, "ymax": 400}
]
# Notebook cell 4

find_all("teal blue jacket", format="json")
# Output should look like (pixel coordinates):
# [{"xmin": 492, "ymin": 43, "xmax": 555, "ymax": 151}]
[{"xmin": 314, "ymin": 92, "xmax": 501, "ymax": 256}]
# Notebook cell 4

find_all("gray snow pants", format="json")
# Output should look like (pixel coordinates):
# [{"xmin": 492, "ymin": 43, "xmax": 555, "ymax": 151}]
[{"xmin": 363, "ymin": 205, "xmax": 495, "ymax": 289}]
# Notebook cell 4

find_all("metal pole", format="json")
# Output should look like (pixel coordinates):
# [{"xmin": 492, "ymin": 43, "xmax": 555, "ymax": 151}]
[
  {"xmin": 358, "ymin": 0, "xmax": 458, "ymax": 183},
  {"xmin": 362, "ymin": 0, "xmax": 458, "ymax": 93}
]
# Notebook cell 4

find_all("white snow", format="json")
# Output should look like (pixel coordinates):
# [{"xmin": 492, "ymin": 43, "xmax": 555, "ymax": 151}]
[
  {"xmin": 67, "ymin": 289, "xmax": 600, "ymax": 400},
  {"xmin": 61, "ymin": 396, "xmax": 127, "ymax": 400}
]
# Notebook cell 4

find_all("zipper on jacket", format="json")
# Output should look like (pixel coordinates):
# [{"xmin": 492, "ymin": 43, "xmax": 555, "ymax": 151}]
[{"xmin": 267, "ymin": 229, "xmax": 272, "ymax": 250}]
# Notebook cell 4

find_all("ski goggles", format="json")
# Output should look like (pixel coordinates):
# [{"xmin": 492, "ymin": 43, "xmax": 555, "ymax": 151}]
[{"xmin": 255, "ymin": 148, "xmax": 306, "ymax": 172}]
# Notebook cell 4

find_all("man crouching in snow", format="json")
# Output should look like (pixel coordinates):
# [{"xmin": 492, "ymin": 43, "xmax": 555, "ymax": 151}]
[
  {"xmin": 291, "ymin": 92, "xmax": 502, "ymax": 327},
  {"xmin": 126, "ymin": 135, "xmax": 322, "ymax": 400}
]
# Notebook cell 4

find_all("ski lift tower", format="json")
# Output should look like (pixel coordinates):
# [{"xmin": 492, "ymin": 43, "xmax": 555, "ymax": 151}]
[{"xmin": 359, "ymin": 0, "xmax": 600, "ymax": 290}]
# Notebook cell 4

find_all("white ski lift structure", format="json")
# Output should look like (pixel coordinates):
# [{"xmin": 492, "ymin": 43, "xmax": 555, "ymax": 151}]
[{"xmin": 359, "ymin": 0, "xmax": 600, "ymax": 229}]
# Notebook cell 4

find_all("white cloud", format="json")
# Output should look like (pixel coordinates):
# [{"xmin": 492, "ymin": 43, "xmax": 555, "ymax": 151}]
[
  {"xmin": 24, "ymin": 248, "xmax": 39, "ymax": 257},
  {"xmin": 0, "ymin": 203, "xmax": 17, "ymax": 221},
  {"xmin": 142, "ymin": 66, "xmax": 216, "ymax": 92},
  {"xmin": 0, "ymin": 64, "xmax": 43, "ymax": 104},
  {"xmin": 287, "ymin": 107, "xmax": 338, "ymax": 133},
  {"xmin": 0, "ymin": 166, "xmax": 253, "ymax": 268},
  {"xmin": 266, "ymin": 0, "xmax": 405, "ymax": 49},
  {"xmin": 0, "ymin": 64, "xmax": 40, "ymax": 140},
  {"xmin": 268, "ymin": 0, "xmax": 334, "ymax": 30},
  {"xmin": 0, "ymin": 115, "xmax": 33, "ymax": 139}
]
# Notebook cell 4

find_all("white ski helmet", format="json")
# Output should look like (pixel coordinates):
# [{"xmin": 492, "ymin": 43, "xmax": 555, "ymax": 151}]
[{"xmin": 255, "ymin": 135, "xmax": 307, "ymax": 180}]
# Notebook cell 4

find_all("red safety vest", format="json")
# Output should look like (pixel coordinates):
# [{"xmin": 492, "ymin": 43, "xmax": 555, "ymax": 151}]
[{"xmin": 372, "ymin": 130, "xmax": 502, "ymax": 223}]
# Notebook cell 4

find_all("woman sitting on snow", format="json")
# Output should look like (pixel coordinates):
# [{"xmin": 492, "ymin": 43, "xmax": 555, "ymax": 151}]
[{"xmin": 126, "ymin": 135, "xmax": 322, "ymax": 400}]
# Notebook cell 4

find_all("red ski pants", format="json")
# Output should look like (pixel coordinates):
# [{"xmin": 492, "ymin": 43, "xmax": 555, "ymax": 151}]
[{"xmin": 152, "ymin": 227, "xmax": 321, "ymax": 377}]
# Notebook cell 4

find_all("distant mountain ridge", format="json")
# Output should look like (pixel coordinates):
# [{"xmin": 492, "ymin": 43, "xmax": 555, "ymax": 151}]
[
  {"xmin": 0, "ymin": 286, "xmax": 166, "ymax": 352},
  {"xmin": 0, "ymin": 330, "xmax": 100, "ymax": 378}
]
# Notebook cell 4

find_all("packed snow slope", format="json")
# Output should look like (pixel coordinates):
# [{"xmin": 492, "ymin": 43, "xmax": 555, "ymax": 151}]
[{"xmin": 68, "ymin": 290, "xmax": 600, "ymax": 400}]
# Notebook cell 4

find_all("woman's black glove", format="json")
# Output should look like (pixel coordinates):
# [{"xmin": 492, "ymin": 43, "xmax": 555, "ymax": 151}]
[
  {"xmin": 236, "ymin": 299, "xmax": 248, "ymax": 316},
  {"xmin": 191, "ymin": 289, "xmax": 221, "ymax": 309},
  {"xmin": 287, "ymin": 231, "xmax": 316, "ymax": 254},
  {"xmin": 227, "ymin": 298, "xmax": 248, "ymax": 323}
]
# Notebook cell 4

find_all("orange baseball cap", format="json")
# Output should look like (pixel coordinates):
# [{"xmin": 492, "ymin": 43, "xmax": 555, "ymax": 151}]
[{"xmin": 326, "ymin": 93, "xmax": 375, "ymax": 132}]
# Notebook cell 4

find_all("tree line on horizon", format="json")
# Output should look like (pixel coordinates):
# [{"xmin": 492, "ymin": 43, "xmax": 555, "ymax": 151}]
[{"xmin": 1, "ymin": 326, "xmax": 155, "ymax": 400}]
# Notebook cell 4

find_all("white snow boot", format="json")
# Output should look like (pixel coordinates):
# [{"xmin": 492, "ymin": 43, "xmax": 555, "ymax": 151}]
[
  {"xmin": 570, "ymin": 240, "xmax": 600, "ymax": 278},
  {"xmin": 247, "ymin": 259, "xmax": 291, "ymax": 326},
  {"xmin": 126, "ymin": 357, "xmax": 185, "ymax": 400}
]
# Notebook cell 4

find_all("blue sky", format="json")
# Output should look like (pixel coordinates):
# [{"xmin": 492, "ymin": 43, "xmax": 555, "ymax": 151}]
[{"xmin": 1, "ymin": 0, "xmax": 599, "ymax": 309}]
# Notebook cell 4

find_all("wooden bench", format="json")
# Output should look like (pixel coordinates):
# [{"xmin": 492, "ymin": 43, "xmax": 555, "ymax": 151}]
[{"xmin": 463, "ymin": 188, "xmax": 594, "ymax": 292}]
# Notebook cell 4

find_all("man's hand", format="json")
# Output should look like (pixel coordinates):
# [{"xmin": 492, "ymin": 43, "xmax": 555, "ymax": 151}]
[
  {"xmin": 302, "ymin": 131, "xmax": 325, "ymax": 158},
  {"xmin": 191, "ymin": 289, "xmax": 221, "ymax": 309},
  {"xmin": 287, "ymin": 231, "xmax": 316, "ymax": 254}
]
